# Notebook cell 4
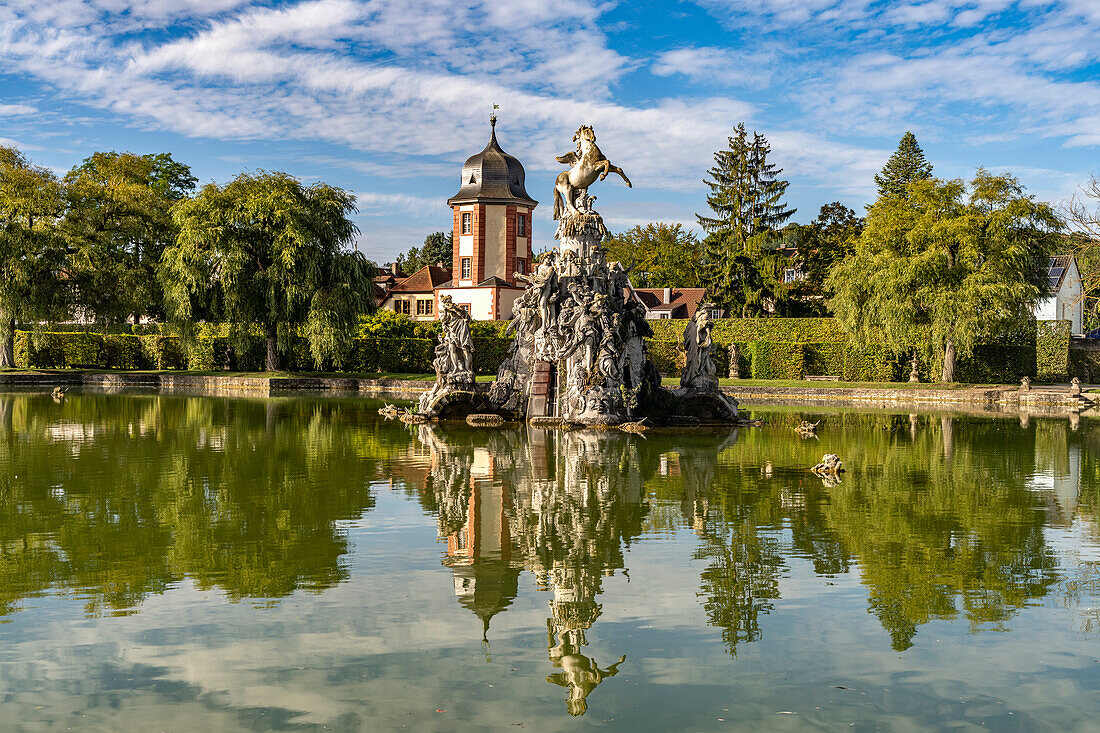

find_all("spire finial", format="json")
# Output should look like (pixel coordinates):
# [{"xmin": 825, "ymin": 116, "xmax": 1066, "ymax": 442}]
[{"xmin": 490, "ymin": 103, "xmax": 499, "ymax": 129}]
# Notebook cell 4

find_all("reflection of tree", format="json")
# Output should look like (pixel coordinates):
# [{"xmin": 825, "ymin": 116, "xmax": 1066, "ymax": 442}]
[
  {"xmin": 827, "ymin": 417, "xmax": 1060, "ymax": 650},
  {"xmin": 693, "ymin": 521, "xmax": 783, "ymax": 656},
  {"xmin": 651, "ymin": 412, "xmax": 1077, "ymax": 655},
  {"xmin": 0, "ymin": 393, "xmax": 382, "ymax": 617}
]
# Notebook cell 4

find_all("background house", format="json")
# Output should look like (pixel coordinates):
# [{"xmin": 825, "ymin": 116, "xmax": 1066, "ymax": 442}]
[
  {"xmin": 1036, "ymin": 255, "xmax": 1083, "ymax": 333},
  {"xmin": 631, "ymin": 287, "xmax": 709, "ymax": 319}
]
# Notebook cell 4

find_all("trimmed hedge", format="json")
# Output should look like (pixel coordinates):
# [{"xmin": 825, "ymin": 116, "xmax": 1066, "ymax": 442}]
[{"xmin": 13, "ymin": 316, "xmax": 1072, "ymax": 383}]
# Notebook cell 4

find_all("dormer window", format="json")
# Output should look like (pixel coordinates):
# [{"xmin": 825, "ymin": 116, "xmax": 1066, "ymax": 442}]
[{"xmin": 461, "ymin": 212, "xmax": 472, "ymax": 235}]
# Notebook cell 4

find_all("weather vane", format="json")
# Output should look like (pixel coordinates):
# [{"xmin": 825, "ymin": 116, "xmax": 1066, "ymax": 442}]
[{"xmin": 490, "ymin": 103, "xmax": 500, "ymax": 126}]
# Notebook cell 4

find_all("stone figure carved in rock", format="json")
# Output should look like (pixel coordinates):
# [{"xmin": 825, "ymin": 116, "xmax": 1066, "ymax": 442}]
[
  {"xmin": 680, "ymin": 306, "xmax": 717, "ymax": 392},
  {"xmin": 437, "ymin": 294, "xmax": 474, "ymax": 382},
  {"xmin": 515, "ymin": 250, "xmax": 559, "ymax": 334},
  {"xmin": 553, "ymin": 126, "xmax": 632, "ymax": 220},
  {"xmin": 419, "ymin": 294, "xmax": 475, "ymax": 413}
]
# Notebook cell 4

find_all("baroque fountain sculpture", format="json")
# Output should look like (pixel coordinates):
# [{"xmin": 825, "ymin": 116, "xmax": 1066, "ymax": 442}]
[{"xmin": 421, "ymin": 124, "xmax": 739, "ymax": 426}]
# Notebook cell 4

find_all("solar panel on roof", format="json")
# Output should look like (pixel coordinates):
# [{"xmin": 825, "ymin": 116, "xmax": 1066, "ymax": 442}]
[{"xmin": 1050, "ymin": 266, "xmax": 1065, "ymax": 280}]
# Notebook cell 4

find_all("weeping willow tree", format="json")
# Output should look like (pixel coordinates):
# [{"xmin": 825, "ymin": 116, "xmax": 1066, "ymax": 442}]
[
  {"xmin": 828, "ymin": 170, "xmax": 1060, "ymax": 382},
  {"xmin": 0, "ymin": 146, "xmax": 70, "ymax": 367},
  {"xmin": 162, "ymin": 171, "xmax": 375, "ymax": 371}
]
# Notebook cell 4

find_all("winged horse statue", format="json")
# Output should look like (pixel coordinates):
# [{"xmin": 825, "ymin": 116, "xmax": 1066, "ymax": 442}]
[{"xmin": 553, "ymin": 125, "xmax": 632, "ymax": 220}]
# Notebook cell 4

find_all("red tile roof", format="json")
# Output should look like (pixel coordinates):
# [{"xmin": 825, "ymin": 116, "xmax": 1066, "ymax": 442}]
[
  {"xmin": 633, "ymin": 288, "xmax": 708, "ymax": 318},
  {"xmin": 388, "ymin": 265, "xmax": 452, "ymax": 293}
]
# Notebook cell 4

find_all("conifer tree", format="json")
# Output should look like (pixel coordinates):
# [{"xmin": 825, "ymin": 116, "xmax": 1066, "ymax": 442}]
[
  {"xmin": 874, "ymin": 132, "xmax": 933, "ymax": 200},
  {"xmin": 697, "ymin": 123, "xmax": 795, "ymax": 315}
]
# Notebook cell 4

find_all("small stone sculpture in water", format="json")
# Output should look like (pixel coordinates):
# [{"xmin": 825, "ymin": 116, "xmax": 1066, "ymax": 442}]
[
  {"xmin": 795, "ymin": 420, "xmax": 819, "ymax": 437},
  {"xmin": 812, "ymin": 454, "xmax": 844, "ymax": 475}
]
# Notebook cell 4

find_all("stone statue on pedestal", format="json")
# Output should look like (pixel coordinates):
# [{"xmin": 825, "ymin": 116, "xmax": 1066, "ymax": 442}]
[{"xmin": 680, "ymin": 306, "xmax": 717, "ymax": 392}]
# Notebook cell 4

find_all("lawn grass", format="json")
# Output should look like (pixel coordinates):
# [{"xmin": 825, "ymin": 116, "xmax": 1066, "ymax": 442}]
[{"xmin": 658, "ymin": 377, "xmax": 1015, "ymax": 390}]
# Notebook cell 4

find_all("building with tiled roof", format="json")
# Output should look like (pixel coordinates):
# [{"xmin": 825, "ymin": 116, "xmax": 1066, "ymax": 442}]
[
  {"xmin": 380, "ymin": 116, "xmax": 536, "ymax": 321},
  {"xmin": 1036, "ymin": 254, "xmax": 1083, "ymax": 333},
  {"xmin": 631, "ymin": 287, "xmax": 710, "ymax": 319},
  {"xmin": 379, "ymin": 265, "xmax": 453, "ymax": 320}
]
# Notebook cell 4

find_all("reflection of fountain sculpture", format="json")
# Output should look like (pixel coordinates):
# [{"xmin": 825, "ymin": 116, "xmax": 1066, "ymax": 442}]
[
  {"xmin": 414, "ymin": 424, "xmax": 643, "ymax": 715},
  {"xmin": 546, "ymin": 621, "xmax": 626, "ymax": 717},
  {"xmin": 487, "ymin": 125, "xmax": 738, "ymax": 426}
]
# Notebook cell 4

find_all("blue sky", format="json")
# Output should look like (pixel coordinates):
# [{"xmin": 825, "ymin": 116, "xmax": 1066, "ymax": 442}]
[{"xmin": 1, "ymin": 0, "xmax": 1098, "ymax": 263}]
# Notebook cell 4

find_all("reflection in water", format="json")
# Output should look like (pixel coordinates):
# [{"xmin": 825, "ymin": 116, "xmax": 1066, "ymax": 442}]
[
  {"xmin": 417, "ymin": 424, "xmax": 653, "ymax": 714},
  {"xmin": 1, "ymin": 392, "xmax": 1099, "ymax": 728},
  {"xmin": 0, "ymin": 393, "xmax": 380, "ymax": 618}
]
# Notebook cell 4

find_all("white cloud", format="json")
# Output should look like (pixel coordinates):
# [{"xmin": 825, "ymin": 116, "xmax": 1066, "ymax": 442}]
[
  {"xmin": 651, "ymin": 46, "xmax": 776, "ymax": 88},
  {"xmin": 0, "ymin": 103, "xmax": 37, "ymax": 115},
  {"xmin": 355, "ymin": 191, "xmax": 440, "ymax": 216}
]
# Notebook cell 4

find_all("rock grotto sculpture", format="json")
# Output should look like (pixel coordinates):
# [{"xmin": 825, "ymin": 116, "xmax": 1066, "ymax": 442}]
[
  {"xmin": 484, "ymin": 124, "xmax": 739, "ymax": 426},
  {"xmin": 416, "ymin": 124, "xmax": 740, "ymax": 425}
]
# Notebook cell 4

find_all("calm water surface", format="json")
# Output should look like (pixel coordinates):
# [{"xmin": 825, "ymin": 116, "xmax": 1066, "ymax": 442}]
[{"xmin": 0, "ymin": 391, "xmax": 1097, "ymax": 731}]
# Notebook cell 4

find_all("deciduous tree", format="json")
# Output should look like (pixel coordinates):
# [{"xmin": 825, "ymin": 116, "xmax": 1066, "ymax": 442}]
[
  {"xmin": 163, "ymin": 171, "xmax": 375, "ymax": 371},
  {"xmin": 395, "ymin": 231, "xmax": 453, "ymax": 273},
  {"xmin": 0, "ymin": 146, "xmax": 69, "ymax": 367},
  {"xmin": 62, "ymin": 152, "xmax": 196, "ymax": 326},
  {"xmin": 603, "ymin": 223, "xmax": 702, "ymax": 288},
  {"xmin": 828, "ymin": 170, "xmax": 1060, "ymax": 382}
]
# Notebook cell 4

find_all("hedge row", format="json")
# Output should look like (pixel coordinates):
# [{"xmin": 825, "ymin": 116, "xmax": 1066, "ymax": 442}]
[
  {"xmin": 14, "ymin": 317, "xmax": 1071, "ymax": 383},
  {"xmin": 14, "ymin": 331, "xmax": 511, "ymax": 376}
]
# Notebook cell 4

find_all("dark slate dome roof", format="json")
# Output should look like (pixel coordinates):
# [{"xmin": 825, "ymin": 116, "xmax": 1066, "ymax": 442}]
[{"xmin": 447, "ymin": 120, "xmax": 537, "ymax": 207}]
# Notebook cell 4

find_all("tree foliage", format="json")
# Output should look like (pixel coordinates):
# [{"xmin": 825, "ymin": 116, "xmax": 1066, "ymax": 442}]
[
  {"xmin": 874, "ymin": 132, "xmax": 933, "ymax": 200},
  {"xmin": 62, "ymin": 151, "xmax": 196, "ymax": 326},
  {"xmin": 777, "ymin": 202, "xmax": 864, "ymax": 314},
  {"xmin": 0, "ymin": 146, "xmax": 70, "ymax": 366},
  {"xmin": 828, "ymin": 170, "xmax": 1061, "ymax": 381},
  {"xmin": 1064, "ymin": 176, "xmax": 1100, "ymax": 331},
  {"xmin": 697, "ymin": 123, "xmax": 795, "ymax": 315},
  {"xmin": 162, "ymin": 171, "xmax": 374, "ymax": 371},
  {"xmin": 395, "ymin": 230, "xmax": 453, "ymax": 273},
  {"xmin": 603, "ymin": 222, "xmax": 702, "ymax": 288}
]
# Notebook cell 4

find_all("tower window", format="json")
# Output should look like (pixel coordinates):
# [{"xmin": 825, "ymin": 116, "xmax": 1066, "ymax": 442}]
[
  {"xmin": 461, "ymin": 257, "xmax": 471, "ymax": 280},
  {"xmin": 461, "ymin": 212, "xmax": 472, "ymax": 235},
  {"xmin": 517, "ymin": 213, "xmax": 526, "ymax": 237},
  {"xmin": 517, "ymin": 258, "xmax": 527, "ymax": 275}
]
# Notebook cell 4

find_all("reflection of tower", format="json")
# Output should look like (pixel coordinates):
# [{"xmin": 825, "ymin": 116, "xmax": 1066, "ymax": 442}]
[{"xmin": 440, "ymin": 452, "xmax": 523, "ymax": 640}]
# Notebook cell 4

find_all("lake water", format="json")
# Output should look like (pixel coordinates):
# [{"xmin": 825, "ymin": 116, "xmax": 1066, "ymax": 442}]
[{"xmin": 0, "ymin": 391, "xmax": 1097, "ymax": 731}]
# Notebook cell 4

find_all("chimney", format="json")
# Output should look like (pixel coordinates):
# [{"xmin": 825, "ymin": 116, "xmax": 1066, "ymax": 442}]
[
  {"xmin": 663, "ymin": 287, "xmax": 672, "ymax": 304},
  {"xmin": 391, "ymin": 262, "xmax": 399, "ymax": 275}
]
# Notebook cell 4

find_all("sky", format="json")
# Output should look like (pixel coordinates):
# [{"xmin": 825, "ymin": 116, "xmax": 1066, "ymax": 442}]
[{"xmin": 1, "ymin": 0, "xmax": 1098, "ymax": 263}]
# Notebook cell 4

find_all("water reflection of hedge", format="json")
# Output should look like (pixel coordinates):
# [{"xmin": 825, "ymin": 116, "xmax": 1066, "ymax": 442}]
[{"xmin": 0, "ymin": 394, "xmax": 383, "ymax": 617}]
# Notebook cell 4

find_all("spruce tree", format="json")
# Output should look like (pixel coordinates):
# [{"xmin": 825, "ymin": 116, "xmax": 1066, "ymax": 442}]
[
  {"xmin": 697, "ymin": 123, "xmax": 795, "ymax": 315},
  {"xmin": 874, "ymin": 132, "xmax": 933, "ymax": 200}
]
